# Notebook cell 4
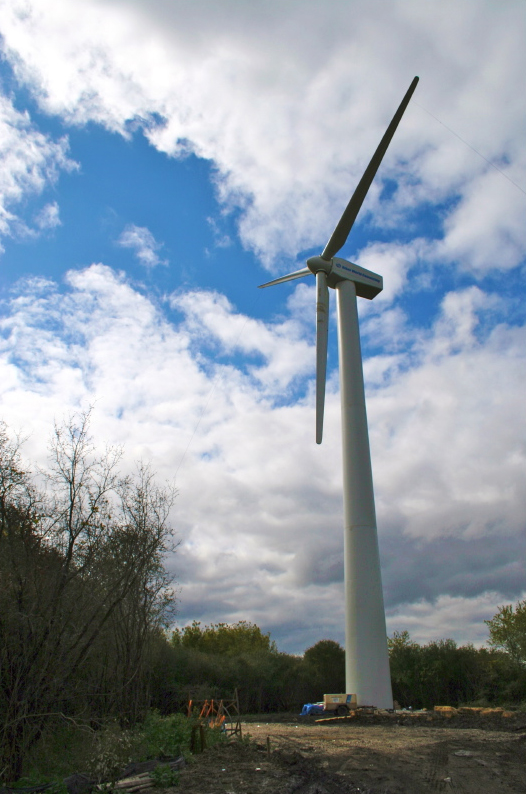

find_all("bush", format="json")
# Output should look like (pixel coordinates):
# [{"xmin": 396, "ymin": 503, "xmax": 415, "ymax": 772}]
[
  {"xmin": 151, "ymin": 764, "xmax": 180, "ymax": 787},
  {"xmin": 141, "ymin": 712, "xmax": 192, "ymax": 759},
  {"xmin": 20, "ymin": 711, "xmax": 225, "ymax": 784},
  {"xmin": 141, "ymin": 710, "xmax": 225, "ymax": 760},
  {"xmin": 85, "ymin": 724, "xmax": 142, "ymax": 784}
]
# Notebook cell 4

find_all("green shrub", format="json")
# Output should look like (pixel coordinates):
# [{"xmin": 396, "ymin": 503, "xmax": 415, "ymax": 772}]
[
  {"xmin": 18, "ymin": 711, "xmax": 225, "ymax": 784},
  {"xmin": 20, "ymin": 720, "xmax": 95, "ymax": 780},
  {"xmin": 151, "ymin": 764, "xmax": 180, "ymax": 787},
  {"xmin": 140, "ymin": 710, "xmax": 225, "ymax": 759},
  {"xmin": 141, "ymin": 711, "xmax": 192, "ymax": 759}
]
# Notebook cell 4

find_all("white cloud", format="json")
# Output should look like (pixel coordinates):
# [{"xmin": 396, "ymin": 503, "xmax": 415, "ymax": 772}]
[
  {"xmin": 369, "ymin": 300, "xmax": 526, "ymax": 546},
  {"xmin": 387, "ymin": 592, "xmax": 526, "ymax": 648},
  {"xmin": 0, "ymin": 0, "xmax": 524, "ymax": 280},
  {"xmin": 0, "ymin": 265, "xmax": 524, "ymax": 651},
  {"xmin": 0, "ymin": 93, "xmax": 75, "ymax": 246},
  {"xmin": 438, "ymin": 168, "xmax": 526, "ymax": 273},
  {"xmin": 171, "ymin": 289, "xmax": 314, "ymax": 391},
  {"xmin": 34, "ymin": 200, "xmax": 61, "ymax": 230},
  {"xmin": 118, "ymin": 223, "xmax": 168, "ymax": 268},
  {"xmin": 0, "ymin": 0, "xmax": 524, "ymax": 653}
]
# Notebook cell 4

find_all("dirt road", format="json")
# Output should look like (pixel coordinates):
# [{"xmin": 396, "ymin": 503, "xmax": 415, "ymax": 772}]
[{"xmin": 176, "ymin": 713, "xmax": 526, "ymax": 793}]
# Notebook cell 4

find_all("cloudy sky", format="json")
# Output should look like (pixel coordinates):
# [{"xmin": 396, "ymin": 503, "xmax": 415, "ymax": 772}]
[{"xmin": 0, "ymin": 0, "xmax": 525, "ymax": 654}]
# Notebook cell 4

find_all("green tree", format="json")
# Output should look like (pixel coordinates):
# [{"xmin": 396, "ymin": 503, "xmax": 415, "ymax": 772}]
[
  {"xmin": 302, "ymin": 639, "xmax": 345, "ymax": 698},
  {"xmin": 165, "ymin": 621, "xmax": 310, "ymax": 714},
  {"xmin": 388, "ymin": 632, "xmax": 498, "ymax": 709},
  {"xmin": 388, "ymin": 630, "xmax": 422, "ymax": 707},
  {"xmin": 171, "ymin": 620, "xmax": 276, "ymax": 656},
  {"xmin": 485, "ymin": 600, "xmax": 526, "ymax": 665}
]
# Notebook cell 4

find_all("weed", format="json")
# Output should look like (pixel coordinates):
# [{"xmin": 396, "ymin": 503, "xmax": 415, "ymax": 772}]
[
  {"xmin": 141, "ymin": 712, "xmax": 190, "ymax": 759},
  {"xmin": 20, "ymin": 710, "xmax": 226, "ymax": 784},
  {"xmin": 140, "ymin": 711, "xmax": 225, "ymax": 759},
  {"xmin": 150, "ymin": 764, "xmax": 180, "ymax": 788},
  {"xmin": 84, "ymin": 724, "xmax": 141, "ymax": 784},
  {"xmin": 22, "ymin": 720, "xmax": 95, "ymax": 780},
  {"xmin": 239, "ymin": 731, "xmax": 253, "ymax": 747},
  {"xmin": 8, "ymin": 778, "xmax": 69, "ymax": 794}
]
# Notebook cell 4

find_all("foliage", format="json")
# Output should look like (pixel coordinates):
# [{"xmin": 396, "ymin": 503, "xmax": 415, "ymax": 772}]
[
  {"xmin": 485, "ymin": 600, "xmax": 526, "ymax": 665},
  {"xmin": 84, "ymin": 724, "xmax": 139, "ymax": 784},
  {"xmin": 141, "ymin": 711, "xmax": 192, "ymax": 759},
  {"xmin": 8, "ymin": 779, "xmax": 68, "ymax": 794},
  {"xmin": 0, "ymin": 414, "xmax": 177, "ymax": 782},
  {"xmin": 171, "ymin": 621, "xmax": 277, "ymax": 655},
  {"xmin": 151, "ymin": 763, "xmax": 180, "ymax": 787},
  {"xmin": 20, "ymin": 719, "xmax": 97, "ymax": 780},
  {"xmin": 158, "ymin": 641, "xmax": 306, "ymax": 714},
  {"xmin": 136, "ymin": 710, "xmax": 223, "ymax": 763},
  {"xmin": 166, "ymin": 621, "xmax": 310, "ymax": 714},
  {"xmin": 388, "ymin": 627, "xmax": 526, "ymax": 709},
  {"xmin": 303, "ymin": 640, "xmax": 345, "ymax": 699},
  {"xmin": 20, "ymin": 710, "xmax": 226, "ymax": 784}
]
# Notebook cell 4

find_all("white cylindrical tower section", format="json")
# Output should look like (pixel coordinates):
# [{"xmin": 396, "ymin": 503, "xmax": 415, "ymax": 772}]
[{"xmin": 336, "ymin": 279, "xmax": 393, "ymax": 709}]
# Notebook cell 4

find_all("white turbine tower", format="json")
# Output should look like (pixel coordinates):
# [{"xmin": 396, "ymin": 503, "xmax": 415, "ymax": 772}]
[{"xmin": 259, "ymin": 77, "xmax": 419, "ymax": 709}]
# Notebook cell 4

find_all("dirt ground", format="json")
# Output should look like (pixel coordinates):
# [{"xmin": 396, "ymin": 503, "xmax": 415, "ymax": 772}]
[{"xmin": 175, "ymin": 711, "xmax": 526, "ymax": 794}]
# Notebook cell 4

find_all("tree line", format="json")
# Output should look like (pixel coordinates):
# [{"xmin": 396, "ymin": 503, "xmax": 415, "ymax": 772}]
[
  {"xmin": 388, "ymin": 621, "xmax": 526, "ymax": 710},
  {"xmin": 152, "ymin": 608, "xmax": 526, "ymax": 715},
  {"xmin": 1, "ymin": 416, "xmax": 525, "ymax": 782},
  {"xmin": 152, "ymin": 625, "xmax": 346, "ymax": 715}
]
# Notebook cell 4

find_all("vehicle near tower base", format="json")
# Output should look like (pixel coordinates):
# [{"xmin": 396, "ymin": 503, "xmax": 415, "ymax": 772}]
[{"xmin": 300, "ymin": 693, "xmax": 357, "ymax": 717}]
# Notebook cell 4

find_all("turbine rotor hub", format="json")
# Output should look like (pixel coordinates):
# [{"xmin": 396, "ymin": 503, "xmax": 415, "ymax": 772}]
[{"xmin": 306, "ymin": 256, "xmax": 332, "ymax": 276}]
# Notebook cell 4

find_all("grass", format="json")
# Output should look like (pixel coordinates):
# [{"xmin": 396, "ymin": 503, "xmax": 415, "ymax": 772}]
[{"xmin": 18, "ymin": 711, "xmax": 225, "ymax": 786}]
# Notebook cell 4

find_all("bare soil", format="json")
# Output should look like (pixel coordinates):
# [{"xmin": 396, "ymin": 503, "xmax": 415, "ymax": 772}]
[{"xmin": 175, "ymin": 711, "xmax": 526, "ymax": 793}]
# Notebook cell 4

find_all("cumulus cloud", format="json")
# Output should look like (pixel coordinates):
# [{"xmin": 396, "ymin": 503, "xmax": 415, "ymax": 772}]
[
  {"xmin": 0, "ymin": 265, "xmax": 524, "ymax": 650},
  {"xmin": 171, "ymin": 289, "xmax": 314, "ymax": 391},
  {"xmin": 369, "ymin": 288, "xmax": 526, "ymax": 544},
  {"xmin": 118, "ymin": 223, "xmax": 168, "ymax": 268},
  {"xmin": 0, "ymin": 0, "xmax": 524, "ymax": 280},
  {"xmin": 0, "ymin": 93, "xmax": 75, "ymax": 247},
  {"xmin": 0, "ymin": 0, "xmax": 524, "ymax": 652}
]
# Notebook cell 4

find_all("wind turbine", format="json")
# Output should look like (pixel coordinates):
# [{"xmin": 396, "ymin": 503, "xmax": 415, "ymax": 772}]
[{"xmin": 259, "ymin": 77, "xmax": 419, "ymax": 709}]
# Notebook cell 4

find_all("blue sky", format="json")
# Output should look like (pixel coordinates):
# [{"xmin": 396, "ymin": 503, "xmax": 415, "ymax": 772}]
[{"xmin": 0, "ymin": 0, "xmax": 525, "ymax": 654}]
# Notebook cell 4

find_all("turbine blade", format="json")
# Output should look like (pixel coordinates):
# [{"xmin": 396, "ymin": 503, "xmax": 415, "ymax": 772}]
[
  {"xmin": 321, "ymin": 76, "xmax": 419, "ymax": 261},
  {"xmin": 315, "ymin": 270, "xmax": 329, "ymax": 444},
  {"xmin": 258, "ymin": 268, "xmax": 311, "ymax": 288}
]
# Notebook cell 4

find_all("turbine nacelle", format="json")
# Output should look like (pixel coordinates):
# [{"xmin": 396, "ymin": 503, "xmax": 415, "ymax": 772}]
[
  {"xmin": 259, "ymin": 256, "xmax": 382, "ymax": 299},
  {"xmin": 306, "ymin": 255, "xmax": 383, "ymax": 299}
]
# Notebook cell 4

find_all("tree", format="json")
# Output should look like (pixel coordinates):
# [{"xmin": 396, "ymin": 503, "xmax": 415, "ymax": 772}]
[
  {"xmin": 0, "ymin": 414, "xmax": 177, "ymax": 781},
  {"xmin": 302, "ymin": 639, "xmax": 345, "ymax": 698},
  {"xmin": 167, "ymin": 621, "xmax": 311, "ymax": 713},
  {"xmin": 171, "ymin": 620, "xmax": 276, "ymax": 656},
  {"xmin": 485, "ymin": 601, "xmax": 526, "ymax": 665},
  {"xmin": 387, "ymin": 630, "xmax": 526, "ymax": 709},
  {"xmin": 388, "ymin": 631, "xmax": 422, "ymax": 707}
]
